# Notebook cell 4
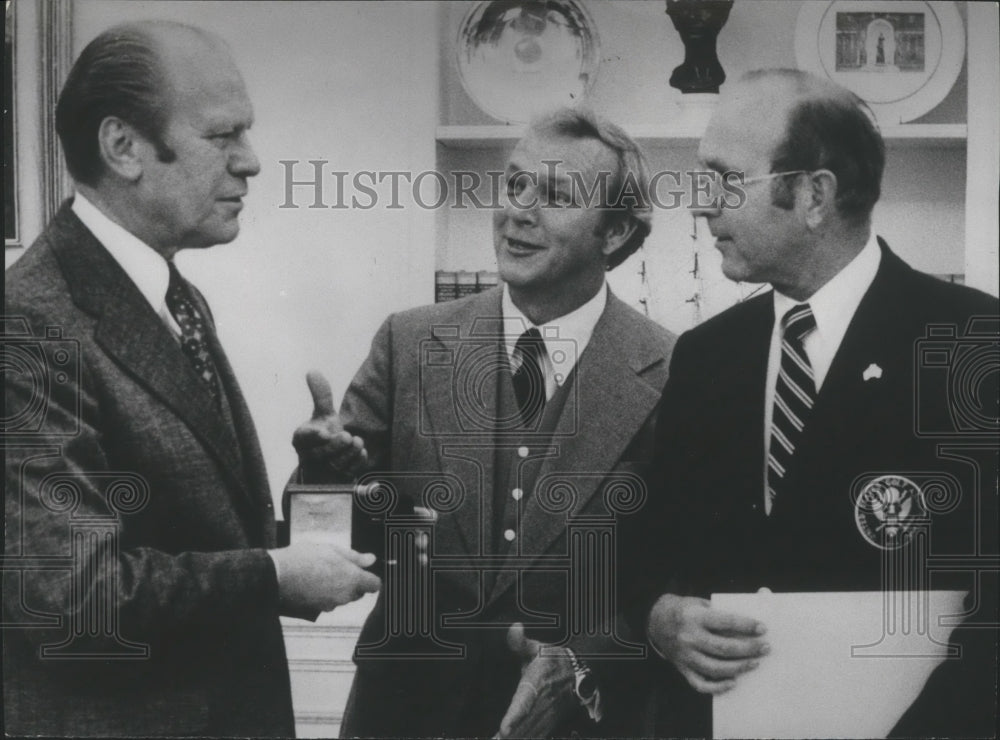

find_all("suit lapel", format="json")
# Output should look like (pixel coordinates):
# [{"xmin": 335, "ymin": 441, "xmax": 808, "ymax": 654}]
[
  {"xmin": 202, "ymin": 319, "xmax": 276, "ymax": 544},
  {"xmin": 814, "ymin": 244, "xmax": 908, "ymax": 409},
  {"xmin": 489, "ymin": 295, "xmax": 668, "ymax": 602},
  {"xmin": 48, "ymin": 205, "xmax": 254, "ymax": 508},
  {"xmin": 792, "ymin": 244, "xmax": 910, "ymax": 472},
  {"xmin": 724, "ymin": 294, "xmax": 775, "ymax": 510},
  {"xmin": 420, "ymin": 290, "xmax": 505, "ymax": 556}
]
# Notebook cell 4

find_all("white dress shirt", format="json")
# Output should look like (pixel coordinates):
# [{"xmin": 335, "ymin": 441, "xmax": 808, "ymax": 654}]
[
  {"xmin": 72, "ymin": 192, "xmax": 183, "ymax": 337},
  {"xmin": 762, "ymin": 232, "xmax": 882, "ymax": 512},
  {"xmin": 501, "ymin": 281, "xmax": 608, "ymax": 401}
]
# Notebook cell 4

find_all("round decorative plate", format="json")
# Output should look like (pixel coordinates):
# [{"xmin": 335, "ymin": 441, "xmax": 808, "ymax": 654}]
[
  {"xmin": 456, "ymin": 0, "xmax": 601, "ymax": 124},
  {"xmin": 794, "ymin": 1, "xmax": 965, "ymax": 124}
]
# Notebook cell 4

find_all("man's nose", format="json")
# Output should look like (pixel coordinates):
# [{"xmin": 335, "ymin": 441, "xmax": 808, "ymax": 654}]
[
  {"xmin": 506, "ymin": 185, "xmax": 539, "ymax": 225},
  {"xmin": 689, "ymin": 192, "xmax": 722, "ymax": 219},
  {"xmin": 230, "ymin": 134, "xmax": 261, "ymax": 178},
  {"xmin": 689, "ymin": 172, "xmax": 723, "ymax": 219}
]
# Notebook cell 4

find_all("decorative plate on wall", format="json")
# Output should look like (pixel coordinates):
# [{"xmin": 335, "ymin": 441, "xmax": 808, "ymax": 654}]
[
  {"xmin": 456, "ymin": 0, "xmax": 601, "ymax": 124},
  {"xmin": 794, "ymin": 1, "xmax": 965, "ymax": 125}
]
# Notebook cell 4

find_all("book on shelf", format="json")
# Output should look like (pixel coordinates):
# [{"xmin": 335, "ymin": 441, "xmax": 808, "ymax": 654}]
[
  {"xmin": 435, "ymin": 271, "xmax": 458, "ymax": 303},
  {"xmin": 434, "ymin": 270, "xmax": 502, "ymax": 302},
  {"xmin": 456, "ymin": 271, "xmax": 477, "ymax": 298},
  {"xmin": 477, "ymin": 271, "xmax": 499, "ymax": 291}
]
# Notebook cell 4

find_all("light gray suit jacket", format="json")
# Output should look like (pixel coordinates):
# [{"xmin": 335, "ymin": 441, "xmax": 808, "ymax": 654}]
[{"xmin": 339, "ymin": 286, "xmax": 675, "ymax": 737}]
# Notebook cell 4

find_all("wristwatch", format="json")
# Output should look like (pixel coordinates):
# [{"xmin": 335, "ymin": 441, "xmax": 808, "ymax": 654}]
[{"xmin": 565, "ymin": 647, "xmax": 602, "ymax": 721}]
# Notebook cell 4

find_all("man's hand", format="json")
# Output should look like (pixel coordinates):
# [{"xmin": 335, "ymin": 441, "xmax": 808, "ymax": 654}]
[
  {"xmin": 495, "ymin": 622, "xmax": 577, "ymax": 739},
  {"xmin": 647, "ymin": 593, "xmax": 768, "ymax": 694},
  {"xmin": 292, "ymin": 371, "xmax": 368, "ymax": 480},
  {"xmin": 269, "ymin": 543, "xmax": 381, "ymax": 614}
]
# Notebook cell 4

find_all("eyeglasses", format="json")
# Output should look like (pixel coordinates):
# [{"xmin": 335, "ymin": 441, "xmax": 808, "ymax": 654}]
[
  {"xmin": 738, "ymin": 170, "xmax": 811, "ymax": 186},
  {"xmin": 692, "ymin": 169, "xmax": 818, "ymax": 211}
]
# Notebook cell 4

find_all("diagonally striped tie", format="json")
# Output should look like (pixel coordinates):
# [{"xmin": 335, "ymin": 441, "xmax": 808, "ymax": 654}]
[{"xmin": 767, "ymin": 303, "xmax": 817, "ymax": 513}]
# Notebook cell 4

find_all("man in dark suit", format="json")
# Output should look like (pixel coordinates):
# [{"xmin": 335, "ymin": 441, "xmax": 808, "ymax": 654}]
[
  {"xmin": 3, "ymin": 20, "xmax": 380, "ymax": 737},
  {"xmin": 637, "ymin": 68, "xmax": 998, "ymax": 736},
  {"xmin": 293, "ymin": 108, "xmax": 676, "ymax": 737}
]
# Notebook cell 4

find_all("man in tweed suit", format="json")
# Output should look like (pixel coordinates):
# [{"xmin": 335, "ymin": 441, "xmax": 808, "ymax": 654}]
[
  {"xmin": 294, "ymin": 108, "xmax": 676, "ymax": 737},
  {"xmin": 3, "ymin": 20, "xmax": 379, "ymax": 736}
]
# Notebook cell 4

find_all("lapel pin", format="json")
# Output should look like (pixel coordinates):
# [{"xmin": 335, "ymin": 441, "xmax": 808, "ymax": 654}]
[{"xmin": 862, "ymin": 363, "xmax": 883, "ymax": 381}]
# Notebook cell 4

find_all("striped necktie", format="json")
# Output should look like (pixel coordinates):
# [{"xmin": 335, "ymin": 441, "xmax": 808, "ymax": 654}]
[
  {"xmin": 766, "ymin": 303, "xmax": 817, "ymax": 512},
  {"xmin": 166, "ymin": 261, "xmax": 222, "ymax": 404}
]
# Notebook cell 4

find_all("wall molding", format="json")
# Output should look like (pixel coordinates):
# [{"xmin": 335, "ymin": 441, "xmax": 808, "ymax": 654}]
[
  {"xmin": 37, "ymin": 0, "xmax": 74, "ymax": 224},
  {"xmin": 295, "ymin": 711, "xmax": 343, "ymax": 725},
  {"xmin": 287, "ymin": 659, "xmax": 356, "ymax": 672}
]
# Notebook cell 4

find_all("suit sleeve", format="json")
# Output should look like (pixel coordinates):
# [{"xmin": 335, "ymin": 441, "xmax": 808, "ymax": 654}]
[
  {"xmin": 338, "ymin": 314, "xmax": 396, "ymax": 470},
  {"xmin": 570, "ymin": 340, "xmax": 678, "ymax": 731},
  {"xmin": 890, "ymin": 443, "xmax": 999, "ymax": 736},
  {"xmin": 333, "ymin": 315, "xmax": 402, "ymax": 562},
  {"xmin": 619, "ymin": 330, "xmax": 696, "ymax": 637},
  {"xmin": 3, "ymin": 310, "xmax": 280, "ymax": 650}
]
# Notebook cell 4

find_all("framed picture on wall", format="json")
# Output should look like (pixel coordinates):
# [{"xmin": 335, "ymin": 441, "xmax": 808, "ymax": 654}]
[
  {"xmin": 5, "ymin": 2, "xmax": 19, "ymax": 246},
  {"xmin": 794, "ymin": 1, "xmax": 965, "ymax": 125}
]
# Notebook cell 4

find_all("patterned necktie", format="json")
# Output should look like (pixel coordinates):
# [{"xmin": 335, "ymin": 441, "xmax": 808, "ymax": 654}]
[
  {"xmin": 766, "ymin": 303, "xmax": 817, "ymax": 512},
  {"xmin": 165, "ymin": 261, "xmax": 221, "ymax": 403},
  {"xmin": 511, "ymin": 328, "xmax": 546, "ymax": 425}
]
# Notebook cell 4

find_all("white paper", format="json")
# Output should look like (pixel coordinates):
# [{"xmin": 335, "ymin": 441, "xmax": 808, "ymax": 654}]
[{"xmin": 712, "ymin": 590, "xmax": 967, "ymax": 739}]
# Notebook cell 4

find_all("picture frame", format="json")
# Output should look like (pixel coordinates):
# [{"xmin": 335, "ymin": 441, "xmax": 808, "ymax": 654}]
[
  {"xmin": 794, "ymin": 1, "xmax": 965, "ymax": 125},
  {"xmin": 4, "ymin": 4, "xmax": 19, "ymax": 246}
]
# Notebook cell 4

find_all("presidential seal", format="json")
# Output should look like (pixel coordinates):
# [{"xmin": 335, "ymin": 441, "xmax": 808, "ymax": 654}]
[{"xmin": 854, "ymin": 475, "xmax": 929, "ymax": 550}]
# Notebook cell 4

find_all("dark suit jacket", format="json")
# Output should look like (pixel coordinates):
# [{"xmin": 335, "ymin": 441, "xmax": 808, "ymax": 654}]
[
  {"xmin": 3, "ymin": 203, "xmax": 294, "ymax": 737},
  {"xmin": 337, "ymin": 287, "xmax": 675, "ymax": 737},
  {"xmin": 633, "ymin": 241, "xmax": 999, "ymax": 737}
]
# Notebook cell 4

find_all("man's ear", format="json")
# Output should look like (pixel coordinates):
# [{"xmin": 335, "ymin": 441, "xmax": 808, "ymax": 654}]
[
  {"xmin": 800, "ymin": 169, "xmax": 837, "ymax": 230},
  {"xmin": 96, "ymin": 117, "xmax": 146, "ymax": 181},
  {"xmin": 600, "ymin": 214, "xmax": 638, "ymax": 259}
]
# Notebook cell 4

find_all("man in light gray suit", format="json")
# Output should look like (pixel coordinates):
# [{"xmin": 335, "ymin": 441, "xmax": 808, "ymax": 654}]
[
  {"xmin": 3, "ymin": 20, "xmax": 379, "ymax": 737},
  {"xmin": 294, "ymin": 108, "xmax": 676, "ymax": 738}
]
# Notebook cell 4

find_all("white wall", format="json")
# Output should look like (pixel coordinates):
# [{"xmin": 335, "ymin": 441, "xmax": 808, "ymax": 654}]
[
  {"xmin": 68, "ymin": 2, "xmax": 439, "ymax": 501},
  {"xmin": 9, "ymin": 1, "xmax": 993, "ymax": 490},
  {"xmin": 436, "ymin": 1, "xmax": 976, "ymax": 335}
]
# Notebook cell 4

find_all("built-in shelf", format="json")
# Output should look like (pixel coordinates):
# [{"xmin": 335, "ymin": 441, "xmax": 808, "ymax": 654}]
[{"xmin": 436, "ymin": 123, "xmax": 968, "ymax": 150}]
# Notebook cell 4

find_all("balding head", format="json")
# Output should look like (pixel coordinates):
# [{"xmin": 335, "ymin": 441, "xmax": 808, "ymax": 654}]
[
  {"xmin": 733, "ymin": 69, "xmax": 885, "ymax": 226},
  {"xmin": 56, "ymin": 20, "xmax": 236, "ymax": 186}
]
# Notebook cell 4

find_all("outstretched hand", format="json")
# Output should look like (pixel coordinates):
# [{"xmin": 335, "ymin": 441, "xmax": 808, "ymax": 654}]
[{"xmin": 292, "ymin": 371, "xmax": 368, "ymax": 480}]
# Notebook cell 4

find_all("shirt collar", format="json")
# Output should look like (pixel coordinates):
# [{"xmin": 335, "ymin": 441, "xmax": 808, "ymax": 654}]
[
  {"xmin": 71, "ymin": 191, "xmax": 173, "ymax": 316},
  {"xmin": 773, "ymin": 231, "xmax": 881, "ymax": 338},
  {"xmin": 502, "ymin": 282, "xmax": 608, "ymax": 385}
]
